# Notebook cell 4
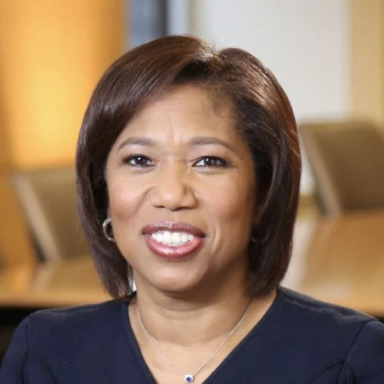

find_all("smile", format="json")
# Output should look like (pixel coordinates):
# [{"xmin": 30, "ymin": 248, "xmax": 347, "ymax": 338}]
[
  {"xmin": 142, "ymin": 222, "xmax": 205, "ymax": 260},
  {"xmin": 150, "ymin": 231, "xmax": 194, "ymax": 247}
]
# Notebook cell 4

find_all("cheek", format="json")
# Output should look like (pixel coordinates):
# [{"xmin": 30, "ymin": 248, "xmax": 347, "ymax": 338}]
[
  {"xmin": 107, "ymin": 180, "xmax": 148, "ymax": 249},
  {"xmin": 107, "ymin": 177, "xmax": 145, "ymax": 220},
  {"xmin": 206, "ymin": 176, "xmax": 256, "ymax": 227}
]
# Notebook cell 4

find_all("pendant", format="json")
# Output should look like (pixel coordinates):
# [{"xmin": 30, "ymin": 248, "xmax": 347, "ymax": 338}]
[{"xmin": 184, "ymin": 374, "xmax": 194, "ymax": 382}]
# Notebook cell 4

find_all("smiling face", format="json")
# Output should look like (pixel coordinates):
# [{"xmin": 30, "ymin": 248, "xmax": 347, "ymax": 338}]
[{"xmin": 105, "ymin": 85, "xmax": 257, "ymax": 297}]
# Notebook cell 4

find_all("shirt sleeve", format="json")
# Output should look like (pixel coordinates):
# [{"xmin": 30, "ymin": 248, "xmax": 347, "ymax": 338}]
[
  {"xmin": 0, "ymin": 317, "xmax": 29, "ymax": 384},
  {"xmin": 345, "ymin": 320, "xmax": 384, "ymax": 383}
]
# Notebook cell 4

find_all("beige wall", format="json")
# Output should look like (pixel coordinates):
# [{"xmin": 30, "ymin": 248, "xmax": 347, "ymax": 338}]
[{"xmin": 352, "ymin": 0, "xmax": 384, "ymax": 127}]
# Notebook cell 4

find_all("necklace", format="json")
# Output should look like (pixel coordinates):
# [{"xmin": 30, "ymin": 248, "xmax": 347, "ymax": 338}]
[{"xmin": 137, "ymin": 301, "xmax": 252, "ymax": 383}]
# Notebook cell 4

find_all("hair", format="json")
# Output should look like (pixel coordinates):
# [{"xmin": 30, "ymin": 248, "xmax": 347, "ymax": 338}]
[{"xmin": 76, "ymin": 35, "xmax": 301, "ymax": 300}]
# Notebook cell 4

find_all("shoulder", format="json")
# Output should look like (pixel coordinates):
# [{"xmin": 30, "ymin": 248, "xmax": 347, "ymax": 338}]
[
  {"xmin": 277, "ymin": 287, "xmax": 379, "ymax": 343},
  {"xmin": 27, "ymin": 299, "xmax": 126, "ymax": 339},
  {"xmin": 24, "ymin": 300, "xmax": 127, "ymax": 358},
  {"xmin": 28, "ymin": 299, "xmax": 124, "ymax": 325},
  {"xmin": 276, "ymin": 288, "xmax": 384, "ymax": 381},
  {"xmin": 279, "ymin": 287, "xmax": 376, "ymax": 326},
  {"xmin": 0, "ymin": 300, "xmax": 129, "ymax": 383}
]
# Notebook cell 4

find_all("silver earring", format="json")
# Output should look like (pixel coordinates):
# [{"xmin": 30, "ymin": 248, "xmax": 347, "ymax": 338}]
[{"xmin": 102, "ymin": 217, "xmax": 116, "ymax": 242}]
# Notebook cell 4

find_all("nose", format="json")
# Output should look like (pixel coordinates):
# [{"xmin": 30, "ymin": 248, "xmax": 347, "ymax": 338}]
[{"xmin": 149, "ymin": 164, "xmax": 197, "ymax": 211}]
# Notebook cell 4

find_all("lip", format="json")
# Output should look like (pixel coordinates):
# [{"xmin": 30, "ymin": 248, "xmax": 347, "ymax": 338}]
[
  {"xmin": 142, "ymin": 221, "xmax": 205, "ymax": 261},
  {"xmin": 142, "ymin": 221, "xmax": 205, "ymax": 237}
]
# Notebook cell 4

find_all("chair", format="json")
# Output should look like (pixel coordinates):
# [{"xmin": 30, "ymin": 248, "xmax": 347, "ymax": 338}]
[
  {"xmin": 12, "ymin": 166, "xmax": 89, "ymax": 262},
  {"xmin": 299, "ymin": 121, "xmax": 384, "ymax": 216},
  {"xmin": 0, "ymin": 172, "xmax": 36, "ymax": 268}
]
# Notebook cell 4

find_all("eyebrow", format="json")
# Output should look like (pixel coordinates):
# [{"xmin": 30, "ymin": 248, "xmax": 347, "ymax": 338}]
[
  {"xmin": 117, "ymin": 136, "xmax": 236, "ymax": 152},
  {"xmin": 117, "ymin": 137, "xmax": 156, "ymax": 151},
  {"xmin": 189, "ymin": 137, "xmax": 235, "ymax": 152}
]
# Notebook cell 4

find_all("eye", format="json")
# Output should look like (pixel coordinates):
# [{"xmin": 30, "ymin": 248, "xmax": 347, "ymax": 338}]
[
  {"xmin": 194, "ymin": 156, "xmax": 229, "ymax": 168},
  {"xmin": 123, "ymin": 155, "xmax": 154, "ymax": 167}
]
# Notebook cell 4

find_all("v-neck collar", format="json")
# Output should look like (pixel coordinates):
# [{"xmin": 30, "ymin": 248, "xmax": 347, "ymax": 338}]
[{"xmin": 121, "ymin": 288, "xmax": 283, "ymax": 383}]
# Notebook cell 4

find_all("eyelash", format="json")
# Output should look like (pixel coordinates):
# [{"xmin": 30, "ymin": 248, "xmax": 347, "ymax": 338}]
[
  {"xmin": 123, "ymin": 155, "xmax": 230, "ymax": 168},
  {"xmin": 194, "ymin": 156, "xmax": 230, "ymax": 168},
  {"xmin": 123, "ymin": 155, "xmax": 154, "ymax": 167}
]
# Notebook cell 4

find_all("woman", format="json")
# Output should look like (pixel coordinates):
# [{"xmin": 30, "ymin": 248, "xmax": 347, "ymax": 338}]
[{"xmin": 1, "ymin": 35, "xmax": 383, "ymax": 384}]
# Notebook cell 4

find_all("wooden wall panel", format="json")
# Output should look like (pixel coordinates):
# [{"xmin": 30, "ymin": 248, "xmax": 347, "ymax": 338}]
[
  {"xmin": 0, "ymin": 0, "xmax": 125, "ymax": 266},
  {"xmin": 0, "ymin": 0, "xmax": 124, "ymax": 168}
]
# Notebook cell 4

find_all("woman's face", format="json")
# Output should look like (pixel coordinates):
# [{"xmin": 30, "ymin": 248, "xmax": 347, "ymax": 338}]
[{"xmin": 106, "ymin": 85, "xmax": 257, "ymax": 296}]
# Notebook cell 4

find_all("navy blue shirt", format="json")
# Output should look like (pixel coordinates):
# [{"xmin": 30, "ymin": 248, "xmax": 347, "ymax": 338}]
[{"xmin": 1, "ymin": 288, "xmax": 384, "ymax": 383}]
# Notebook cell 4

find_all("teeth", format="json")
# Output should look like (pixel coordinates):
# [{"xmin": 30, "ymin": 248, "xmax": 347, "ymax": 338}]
[
  {"xmin": 156, "ymin": 233, "xmax": 163, "ymax": 243},
  {"xmin": 150, "ymin": 231, "xmax": 195, "ymax": 246},
  {"xmin": 163, "ymin": 231, "xmax": 172, "ymax": 243},
  {"xmin": 172, "ymin": 232, "xmax": 181, "ymax": 243}
]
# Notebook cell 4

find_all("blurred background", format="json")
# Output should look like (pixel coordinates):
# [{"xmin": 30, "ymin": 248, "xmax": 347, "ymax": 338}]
[{"xmin": 1, "ymin": 0, "xmax": 384, "ymax": 364}]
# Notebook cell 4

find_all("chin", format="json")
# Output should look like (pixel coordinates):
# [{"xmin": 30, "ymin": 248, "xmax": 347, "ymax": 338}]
[
  {"xmin": 157, "ymin": 275, "xmax": 200, "ymax": 294},
  {"xmin": 142, "ymin": 268, "xmax": 205, "ymax": 296}
]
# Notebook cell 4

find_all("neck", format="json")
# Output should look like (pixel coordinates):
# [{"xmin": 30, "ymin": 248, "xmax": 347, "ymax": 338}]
[{"xmin": 131, "ymin": 271, "xmax": 259, "ymax": 346}]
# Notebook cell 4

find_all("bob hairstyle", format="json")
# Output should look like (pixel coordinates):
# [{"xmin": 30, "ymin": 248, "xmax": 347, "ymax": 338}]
[{"xmin": 76, "ymin": 35, "xmax": 301, "ymax": 299}]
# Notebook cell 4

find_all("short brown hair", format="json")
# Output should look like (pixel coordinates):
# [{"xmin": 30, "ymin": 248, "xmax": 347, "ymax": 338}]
[{"xmin": 76, "ymin": 35, "xmax": 301, "ymax": 300}]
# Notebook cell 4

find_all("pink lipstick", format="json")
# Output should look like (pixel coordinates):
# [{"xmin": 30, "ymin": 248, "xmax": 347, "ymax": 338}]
[{"xmin": 142, "ymin": 222, "xmax": 205, "ymax": 260}]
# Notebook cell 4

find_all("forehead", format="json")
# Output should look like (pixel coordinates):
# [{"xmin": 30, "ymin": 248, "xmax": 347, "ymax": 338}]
[{"xmin": 118, "ymin": 86, "xmax": 238, "ymax": 140}]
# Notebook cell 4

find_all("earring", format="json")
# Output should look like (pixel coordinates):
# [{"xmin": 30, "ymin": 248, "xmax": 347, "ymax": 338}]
[{"xmin": 102, "ymin": 217, "xmax": 116, "ymax": 242}]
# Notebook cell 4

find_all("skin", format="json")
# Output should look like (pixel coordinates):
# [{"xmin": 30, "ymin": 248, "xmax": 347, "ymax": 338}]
[{"xmin": 106, "ymin": 85, "xmax": 276, "ymax": 383}]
